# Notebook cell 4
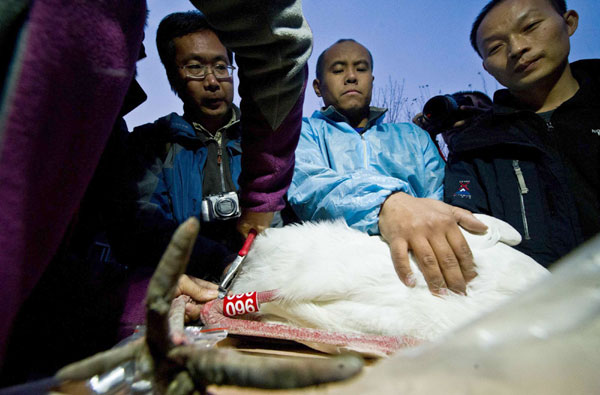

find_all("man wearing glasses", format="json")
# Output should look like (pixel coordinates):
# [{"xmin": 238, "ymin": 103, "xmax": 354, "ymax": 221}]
[{"xmin": 107, "ymin": 11, "xmax": 245, "ymax": 298}]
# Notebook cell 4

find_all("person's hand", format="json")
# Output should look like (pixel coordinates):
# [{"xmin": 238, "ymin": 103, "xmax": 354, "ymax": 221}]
[
  {"xmin": 451, "ymin": 102, "xmax": 492, "ymax": 128},
  {"xmin": 412, "ymin": 112, "xmax": 436, "ymax": 134},
  {"xmin": 413, "ymin": 100, "xmax": 492, "ymax": 131},
  {"xmin": 378, "ymin": 192, "xmax": 487, "ymax": 295},
  {"xmin": 237, "ymin": 210, "xmax": 274, "ymax": 237},
  {"xmin": 175, "ymin": 274, "xmax": 219, "ymax": 322}
]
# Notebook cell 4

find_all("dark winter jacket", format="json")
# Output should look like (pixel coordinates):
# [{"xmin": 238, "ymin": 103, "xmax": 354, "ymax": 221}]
[
  {"xmin": 444, "ymin": 59, "xmax": 600, "ymax": 267},
  {"xmin": 105, "ymin": 111, "xmax": 242, "ymax": 280}
]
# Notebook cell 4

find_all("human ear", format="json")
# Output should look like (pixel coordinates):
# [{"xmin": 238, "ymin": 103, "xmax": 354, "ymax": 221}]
[
  {"xmin": 313, "ymin": 79, "xmax": 322, "ymax": 97},
  {"xmin": 564, "ymin": 10, "xmax": 579, "ymax": 36}
]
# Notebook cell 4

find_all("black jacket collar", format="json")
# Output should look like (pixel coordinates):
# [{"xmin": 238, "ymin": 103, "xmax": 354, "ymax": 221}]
[{"xmin": 450, "ymin": 59, "xmax": 600, "ymax": 154}]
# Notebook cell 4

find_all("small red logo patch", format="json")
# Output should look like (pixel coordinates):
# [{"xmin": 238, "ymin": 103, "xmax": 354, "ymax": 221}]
[{"xmin": 453, "ymin": 180, "xmax": 472, "ymax": 199}]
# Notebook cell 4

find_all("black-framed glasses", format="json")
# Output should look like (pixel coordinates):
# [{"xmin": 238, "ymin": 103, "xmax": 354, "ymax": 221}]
[{"xmin": 179, "ymin": 63, "xmax": 236, "ymax": 80}]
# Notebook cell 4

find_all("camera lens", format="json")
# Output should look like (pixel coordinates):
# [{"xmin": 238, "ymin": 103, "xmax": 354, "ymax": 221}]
[
  {"xmin": 215, "ymin": 198, "xmax": 236, "ymax": 217},
  {"xmin": 423, "ymin": 95, "xmax": 459, "ymax": 126},
  {"xmin": 422, "ymin": 94, "xmax": 475, "ymax": 129}
]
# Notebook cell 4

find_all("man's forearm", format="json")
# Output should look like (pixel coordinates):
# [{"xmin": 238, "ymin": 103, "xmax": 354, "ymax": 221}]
[
  {"xmin": 238, "ymin": 76, "xmax": 306, "ymax": 211},
  {"xmin": 191, "ymin": 0, "xmax": 313, "ymax": 211},
  {"xmin": 191, "ymin": 0, "xmax": 313, "ymax": 130}
]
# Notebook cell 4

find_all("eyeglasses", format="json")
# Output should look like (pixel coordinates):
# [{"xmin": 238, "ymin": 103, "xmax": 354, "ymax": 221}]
[{"xmin": 179, "ymin": 63, "xmax": 236, "ymax": 80}]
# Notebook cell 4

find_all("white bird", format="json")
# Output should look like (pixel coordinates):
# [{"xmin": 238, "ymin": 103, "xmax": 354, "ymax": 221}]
[{"xmin": 230, "ymin": 214, "xmax": 549, "ymax": 345}]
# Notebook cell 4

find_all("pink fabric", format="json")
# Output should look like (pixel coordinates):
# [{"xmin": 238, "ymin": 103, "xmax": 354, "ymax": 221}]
[
  {"xmin": 0, "ymin": 0, "xmax": 146, "ymax": 366},
  {"xmin": 201, "ymin": 290, "xmax": 420, "ymax": 356},
  {"xmin": 118, "ymin": 269, "xmax": 153, "ymax": 340}
]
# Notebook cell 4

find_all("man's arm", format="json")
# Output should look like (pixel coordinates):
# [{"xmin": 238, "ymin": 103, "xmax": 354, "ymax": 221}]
[
  {"xmin": 378, "ymin": 193, "xmax": 486, "ymax": 295},
  {"xmin": 175, "ymin": 274, "xmax": 220, "ymax": 322},
  {"xmin": 377, "ymin": 131, "xmax": 487, "ymax": 296},
  {"xmin": 191, "ymin": 0, "xmax": 312, "ymax": 131},
  {"xmin": 191, "ymin": 0, "xmax": 313, "ymax": 236},
  {"xmin": 288, "ymin": 121, "xmax": 420, "ymax": 234}
]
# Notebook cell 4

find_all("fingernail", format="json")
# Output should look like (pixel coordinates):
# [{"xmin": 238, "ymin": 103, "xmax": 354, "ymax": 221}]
[
  {"xmin": 438, "ymin": 288, "xmax": 449, "ymax": 296},
  {"xmin": 406, "ymin": 273, "xmax": 416, "ymax": 287}
]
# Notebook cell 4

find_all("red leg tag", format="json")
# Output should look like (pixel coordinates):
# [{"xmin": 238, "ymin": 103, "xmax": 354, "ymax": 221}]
[{"xmin": 223, "ymin": 291, "xmax": 259, "ymax": 317}]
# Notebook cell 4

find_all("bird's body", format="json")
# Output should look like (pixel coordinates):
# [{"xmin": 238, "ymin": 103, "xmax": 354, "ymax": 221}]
[{"xmin": 231, "ymin": 215, "xmax": 549, "ymax": 342}]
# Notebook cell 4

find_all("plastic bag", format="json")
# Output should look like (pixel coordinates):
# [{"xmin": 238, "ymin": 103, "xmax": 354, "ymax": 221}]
[
  {"xmin": 86, "ymin": 325, "xmax": 227, "ymax": 394},
  {"xmin": 333, "ymin": 235, "xmax": 600, "ymax": 394}
]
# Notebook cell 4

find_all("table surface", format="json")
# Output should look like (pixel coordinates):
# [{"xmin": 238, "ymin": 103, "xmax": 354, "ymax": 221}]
[{"xmin": 207, "ymin": 334, "xmax": 380, "ymax": 394}]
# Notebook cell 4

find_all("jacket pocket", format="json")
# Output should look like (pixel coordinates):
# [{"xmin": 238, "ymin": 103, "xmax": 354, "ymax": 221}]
[{"xmin": 512, "ymin": 160, "xmax": 531, "ymax": 240}]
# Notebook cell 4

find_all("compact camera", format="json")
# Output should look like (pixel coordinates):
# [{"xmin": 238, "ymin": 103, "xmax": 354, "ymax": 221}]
[
  {"xmin": 422, "ymin": 94, "xmax": 474, "ymax": 129},
  {"xmin": 201, "ymin": 191, "xmax": 241, "ymax": 222}
]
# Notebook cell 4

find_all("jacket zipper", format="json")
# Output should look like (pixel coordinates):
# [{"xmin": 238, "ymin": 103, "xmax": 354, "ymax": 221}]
[
  {"xmin": 512, "ymin": 160, "xmax": 531, "ymax": 240},
  {"xmin": 545, "ymin": 119, "xmax": 561, "ymax": 153}
]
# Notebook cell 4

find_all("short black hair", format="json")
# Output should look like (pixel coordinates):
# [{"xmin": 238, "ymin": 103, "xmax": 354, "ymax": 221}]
[
  {"xmin": 470, "ymin": 0, "xmax": 567, "ymax": 57},
  {"xmin": 156, "ymin": 11, "xmax": 233, "ymax": 93},
  {"xmin": 315, "ymin": 39, "xmax": 374, "ymax": 81},
  {"xmin": 453, "ymin": 90, "xmax": 493, "ymax": 106}
]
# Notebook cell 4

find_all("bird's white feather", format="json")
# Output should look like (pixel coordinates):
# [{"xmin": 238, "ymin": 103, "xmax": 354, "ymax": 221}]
[{"xmin": 231, "ymin": 214, "xmax": 548, "ymax": 341}]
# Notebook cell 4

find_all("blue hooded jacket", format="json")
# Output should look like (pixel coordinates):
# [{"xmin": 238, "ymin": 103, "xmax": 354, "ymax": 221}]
[
  {"xmin": 288, "ymin": 107, "xmax": 445, "ymax": 234},
  {"xmin": 138, "ymin": 113, "xmax": 242, "ymax": 224},
  {"xmin": 106, "ymin": 111, "xmax": 242, "ymax": 280}
]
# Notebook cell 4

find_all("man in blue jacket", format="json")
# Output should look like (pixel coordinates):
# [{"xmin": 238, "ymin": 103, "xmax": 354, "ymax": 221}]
[
  {"xmin": 444, "ymin": 0, "xmax": 599, "ymax": 267},
  {"xmin": 289, "ymin": 39, "xmax": 487, "ymax": 296},
  {"xmin": 105, "ymin": 12, "xmax": 243, "ymax": 288}
]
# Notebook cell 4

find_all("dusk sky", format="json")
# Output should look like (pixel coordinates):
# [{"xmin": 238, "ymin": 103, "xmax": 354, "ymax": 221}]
[{"xmin": 125, "ymin": 0, "xmax": 600, "ymax": 128}]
